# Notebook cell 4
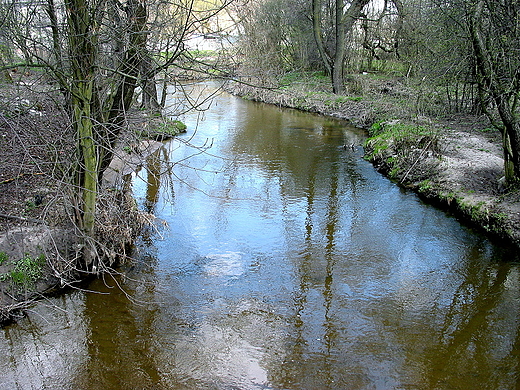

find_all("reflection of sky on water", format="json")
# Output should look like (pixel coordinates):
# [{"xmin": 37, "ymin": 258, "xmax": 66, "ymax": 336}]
[
  {"xmin": 0, "ymin": 292, "xmax": 89, "ymax": 389},
  {"xmin": 1, "ymin": 82, "xmax": 519, "ymax": 390}
]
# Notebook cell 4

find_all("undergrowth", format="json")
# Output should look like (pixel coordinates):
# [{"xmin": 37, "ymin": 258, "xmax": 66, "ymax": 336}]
[{"xmin": 0, "ymin": 253, "xmax": 46, "ymax": 292}]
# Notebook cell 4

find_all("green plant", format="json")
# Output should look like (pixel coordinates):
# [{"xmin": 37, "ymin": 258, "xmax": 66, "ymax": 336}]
[
  {"xmin": 123, "ymin": 145, "xmax": 133, "ymax": 154},
  {"xmin": 0, "ymin": 252, "xmax": 7, "ymax": 265},
  {"xmin": 368, "ymin": 120, "xmax": 385, "ymax": 136},
  {"xmin": 418, "ymin": 180, "xmax": 432, "ymax": 192},
  {"xmin": 1, "ymin": 253, "xmax": 46, "ymax": 291},
  {"xmin": 154, "ymin": 120, "xmax": 187, "ymax": 136},
  {"xmin": 347, "ymin": 96, "xmax": 363, "ymax": 102},
  {"xmin": 495, "ymin": 212, "xmax": 508, "ymax": 224},
  {"xmin": 280, "ymin": 71, "xmax": 302, "ymax": 87},
  {"xmin": 25, "ymin": 200, "xmax": 37, "ymax": 212},
  {"xmin": 386, "ymin": 156, "xmax": 397, "ymax": 165},
  {"xmin": 389, "ymin": 166, "xmax": 400, "ymax": 179}
]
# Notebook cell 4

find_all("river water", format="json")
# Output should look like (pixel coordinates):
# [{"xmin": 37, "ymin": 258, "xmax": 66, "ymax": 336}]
[{"xmin": 1, "ymin": 82, "xmax": 520, "ymax": 390}]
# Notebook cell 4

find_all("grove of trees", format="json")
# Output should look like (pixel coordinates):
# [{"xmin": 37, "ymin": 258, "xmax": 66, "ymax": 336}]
[{"xmin": 1, "ymin": 0, "xmax": 519, "ymax": 269}]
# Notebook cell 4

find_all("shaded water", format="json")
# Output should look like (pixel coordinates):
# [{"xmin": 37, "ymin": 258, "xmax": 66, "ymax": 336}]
[{"xmin": 1, "ymin": 82, "xmax": 520, "ymax": 389}]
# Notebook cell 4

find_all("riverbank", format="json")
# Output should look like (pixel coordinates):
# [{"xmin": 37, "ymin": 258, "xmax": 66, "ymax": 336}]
[
  {"xmin": 226, "ymin": 73, "xmax": 520, "ymax": 252},
  {"xmin": 0, "ymin": 76, "xmax": 184, "ymax": 324}
]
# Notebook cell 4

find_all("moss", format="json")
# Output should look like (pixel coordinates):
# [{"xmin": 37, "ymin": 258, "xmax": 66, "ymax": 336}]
[
  {"xmin": 418, "ymin": 179, "xmax": 433, "ymax": 193},
  {"xmin": 389, "ymin": 165, "xmax": 401, "ymax": 179},
  {"xmin": 155, "ymin": 119, "xmax": 186, "ymax": 135},
  {"xmin": 140, "ymin": 118, "xmax": 187, "ymax": 140},
  {"xmin": 365, "ymin": 121, "xmax": 437, "ymax": 163}
]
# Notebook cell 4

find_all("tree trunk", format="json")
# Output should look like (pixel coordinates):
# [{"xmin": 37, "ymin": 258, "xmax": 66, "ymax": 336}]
[
  {"xmin": 45, "ymin": 0, "xmax": 63, "ymax": 73},
  {"xmin": 141, "ymin": 54, "xmax": 161, "ymax": 112},
  {"xmin": 332, "ymin": 0, "xmax": 346, "ymax": 94},
  {"xmin": 66, "ymin": 0, "xmax": 100, "ymax": 267},
  {"xmin": 469, "ymin": 0, "xmax": 520, "ymax": 184},
  {"xmin": 102, "ymin": 0, "xmax": 148, "ymax": 176},
  {"xmin": 496, "ymin": 97, "xmax": 520, "ymax": 183},
  {"xmin": 73, "ymin": 82, "xmax": 97, "ymax": 241},
  {"xmin": 312, "ymin": 0, "xmax": 332, "ymax": 77},
  {"xmin": 312, "ymin": 0, "xmax": 370, "ymax": 95}
]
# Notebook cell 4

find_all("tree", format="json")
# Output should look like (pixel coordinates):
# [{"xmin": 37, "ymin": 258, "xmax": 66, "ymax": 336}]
[
  {"xmin": 312, "ymin": 0, "xmax": 371, "ymax": 94},
  {"xmin": 62, "ymin": 0, "xmax": 151, "ymax": 267},
  {"xmin": 1, "ymin": 0, "xmax": 236, "ymax": 270},
  {"xmin": 465, "ymin": 0, "xmax": 520, "ymax": 185},
  {"xmin": 358, "ymin": 0, "xmax": 403, "ymax": 72},
  {"xmin": 234, "ymin": 0, "xmax": 315, "ymax": 82}
]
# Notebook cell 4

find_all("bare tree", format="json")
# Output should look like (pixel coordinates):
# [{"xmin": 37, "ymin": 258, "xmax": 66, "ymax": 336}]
[
  {"xmin": 0, "ymin": 0, "xmax": 237, "ymax": 271},
  {"xmin": 312, "ymin": 0, "xmax": 371, "ymax": 94}
]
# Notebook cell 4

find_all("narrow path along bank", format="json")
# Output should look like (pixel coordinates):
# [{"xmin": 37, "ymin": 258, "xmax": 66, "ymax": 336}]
[{"xmin": 226, "ymin": 77, "xmax": 520, "ymax": 252}]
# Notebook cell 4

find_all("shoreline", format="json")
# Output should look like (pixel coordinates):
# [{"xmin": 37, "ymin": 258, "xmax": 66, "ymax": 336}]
[{"xmin": 1, "ymin": 75, "xmax": 519, "ymax": 325}]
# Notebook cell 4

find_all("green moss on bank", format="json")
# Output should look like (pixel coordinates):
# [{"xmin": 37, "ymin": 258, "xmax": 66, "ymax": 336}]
[
  {"xmin": 0, "ymin": 252, "xmax": 46, "ymax": 293},
  {"xmin": 139, "ymin": 118, "xmax": 187, "ymax": 141},
  {"xmin": 364, "ymin": 120, "xmax": 440, "ymax": 182}
]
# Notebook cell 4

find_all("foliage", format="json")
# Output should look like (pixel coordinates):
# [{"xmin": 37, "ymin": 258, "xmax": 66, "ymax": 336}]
[
  {"xmin": 139, "ymin": 119, "xmax": 187, "ymax": 140},
  {"xmin": 418, "ymin": 179, "xmax": 433, "ymax": 193},
  {"xmin": 0, "ymin": 252, "xmax": 7, "ymax": 265},
  {"xmin": 364, "ymin": 120, "xmax": 438, "ymax": 181},
  {"xmin": 0, "ymin": 253, "xmax": 46, "ymax": 291},
  {"xmin": 367, "ymin": 121, "xmax": 434, "ymax": 142}
]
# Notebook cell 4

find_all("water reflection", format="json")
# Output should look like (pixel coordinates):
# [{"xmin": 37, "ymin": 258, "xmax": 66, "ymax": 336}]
[
  {"xmin": 74, "ymin": 276, "xmax": 162, "ymax": 389},
  {"xmin": 0, "ymin": 82, "xmax": 519, "ymax": 389},
  {"xmin": 144, "ymin": 148, "xmax": 162, "ymax": 213},
  {"xmin": 0, "ymin": 293, "xmax": 89, "ymax": 389}
]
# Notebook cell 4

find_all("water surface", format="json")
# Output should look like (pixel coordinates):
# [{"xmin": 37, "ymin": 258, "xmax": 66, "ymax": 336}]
[{"xmin": 1, "ymin": 82, "xmax": 519, "ymax": 390}]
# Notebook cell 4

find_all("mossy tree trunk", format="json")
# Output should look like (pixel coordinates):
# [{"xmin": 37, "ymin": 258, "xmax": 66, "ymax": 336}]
[
  {"xmin": 65, "ymin": 0, "xmax": 149, "ymax": 268},
  {"xmin": 65, "ymin": 0, "xmax": 100, "ymax": 267}
]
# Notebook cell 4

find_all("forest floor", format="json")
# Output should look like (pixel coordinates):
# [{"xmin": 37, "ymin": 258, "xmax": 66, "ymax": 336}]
[{"xmin": 227, "ymin": 73, "xmax": 520, "ymax": 255}]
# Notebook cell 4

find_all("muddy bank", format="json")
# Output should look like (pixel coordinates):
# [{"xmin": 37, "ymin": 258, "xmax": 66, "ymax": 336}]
[{"xmin": 226, "ymin": 77, "xmax": 520, "ymax": 251}]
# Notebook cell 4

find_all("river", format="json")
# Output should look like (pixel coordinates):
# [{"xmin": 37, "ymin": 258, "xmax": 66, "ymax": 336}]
[{"xmin": 1, "ymin": 82, "xmax": 519, "ymax": 390}]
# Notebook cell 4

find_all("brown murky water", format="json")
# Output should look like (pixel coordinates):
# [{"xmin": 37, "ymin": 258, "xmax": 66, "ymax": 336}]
[{"xmin": 1, "ymin": 82, "xmax": 519, "ymax": 390}]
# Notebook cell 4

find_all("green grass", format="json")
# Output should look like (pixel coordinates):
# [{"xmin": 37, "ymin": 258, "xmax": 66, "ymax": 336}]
[
  {"xmin": 365, "ymin": 120, "xmax": 436, "ymax": 161},
  {"xmin": 155, "ymin": 119, "xmax": 187, "ymax": 135},
  {"xmin": 280, "ymin": 70, "xmax": 330, "ymax": 88},
  {"xmin": 418, "ymin": 180, "xmax": 433, "ymax": 192}
]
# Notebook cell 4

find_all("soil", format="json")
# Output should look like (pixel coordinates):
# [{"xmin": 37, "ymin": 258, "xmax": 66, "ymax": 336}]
[
  {"xmin": 0, "ymin": 77, "xmax": 72, "ymax": 230},
  {"xmin": 0, "ymin": 74, "xmax": 160, "ymax": 323}
]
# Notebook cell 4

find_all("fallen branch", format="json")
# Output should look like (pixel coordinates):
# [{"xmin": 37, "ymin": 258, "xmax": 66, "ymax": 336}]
[{"xmin": 0, "ymin": 172, "xmax": 44, "ymax": 185}]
